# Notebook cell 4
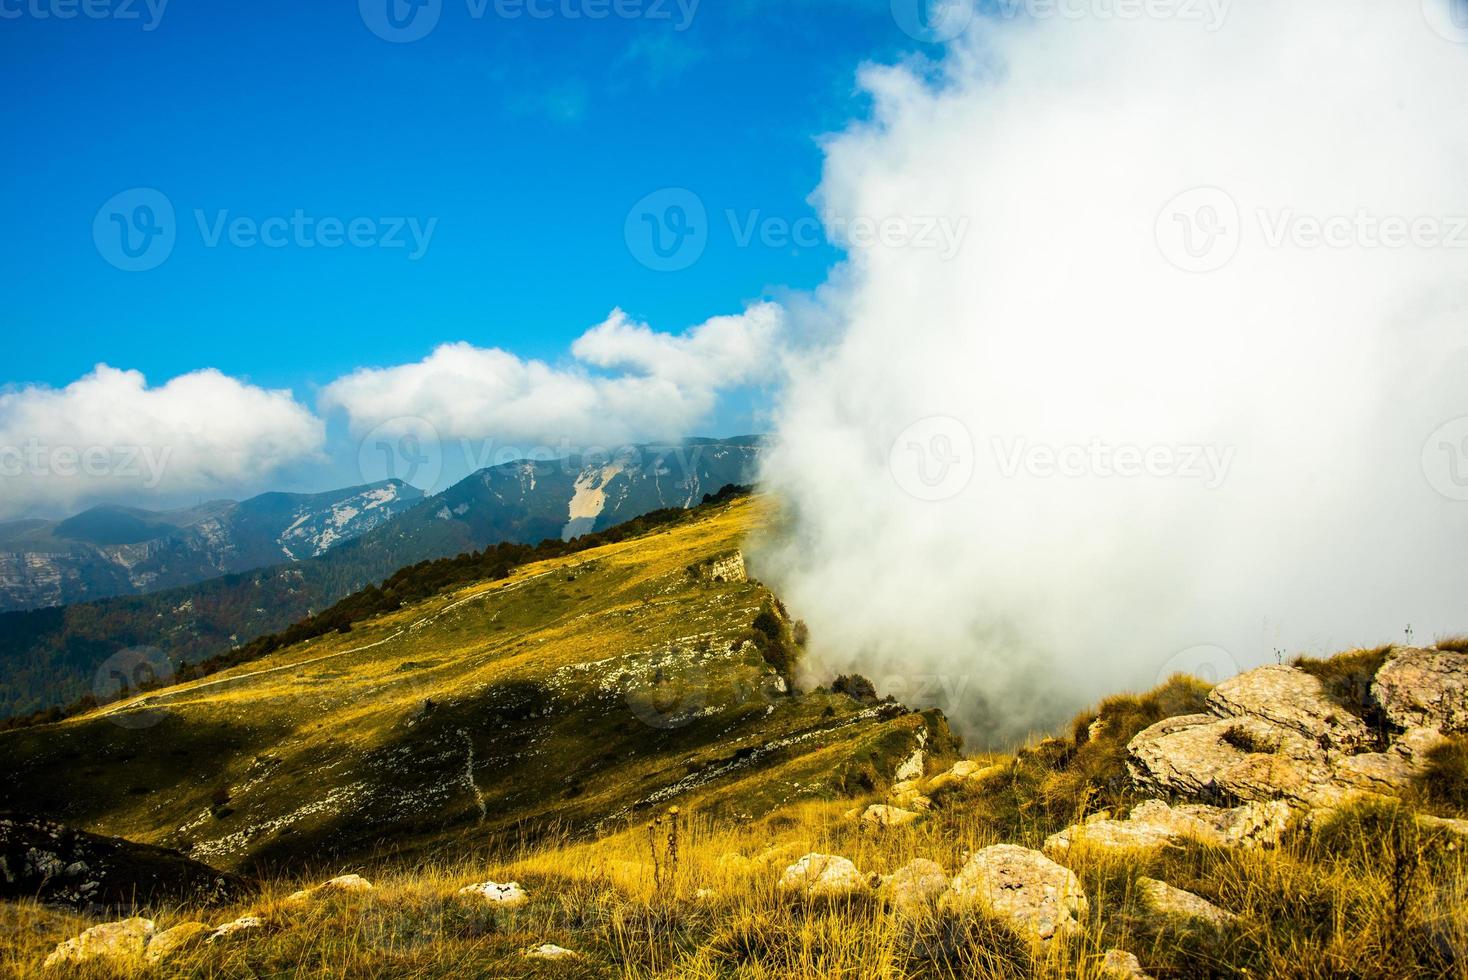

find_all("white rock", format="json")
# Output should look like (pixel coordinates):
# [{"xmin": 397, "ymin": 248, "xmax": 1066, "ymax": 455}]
[
  {"xmin": 524, "ymin": 943, "xmax": 577, "ymax": 960},
  {"xmin": 1374, "ymin": 648, "xmax": 1468, "ymax": 733},
  {"xmin": 777, "ymin": 853, "xmax": 868, "ymax": 898},
  {"xmin": 1207, "ymin": 664, "xmax": 1373, "ymax": 752},
  {"xmin": 208, "ymin": 915, "xmax": 266, "ymax": 941},
  {"xmin": 44, "ymin": 917, "xmax": 153, "ymax": 969},
  {"xmin": 145, "ymin": 922, "xmax": 211, "ymax": 964},
  {"xmin": 941, "ymin": 845, "xmax": 1088, "ymax": 941},
  {"xmin": 286, "ymin": 873, "xmax": 374, "ymax": 903},
  {"xmin": 1045, "ymin": 798, "xmax": 1290, "ymax": 857},
  {"xmin": 879, "ymin": 858, "xmax": 950, "ymax": 916},
  {"xmin": 458, "ymin": 880, "xmax": 529, "ymax": 908},
  {"xmin": 1136, "ymin": 877, "xmax": 1237, "ymax": 930},
  {"xmin": 861, "ymin": 804, "xmax": 922, "ymax": 828}
]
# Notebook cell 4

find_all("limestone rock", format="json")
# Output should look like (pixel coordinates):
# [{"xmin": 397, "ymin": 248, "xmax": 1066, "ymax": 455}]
[
  {"xmin": 941, "ymin": 845, "xmax": 1087, "ymax": 941},
  {"xmin": 43, "ymin": 917, "xmax": 153, "ymax": 969},
  {"xmin": 285, "ymin": 873, "xmax": 373, "ymax": 903},
  {"xmin": 1207, "ymin": 665, "xmax": 1372, "ymax": 752},
  {"xmin": 524, "ymin": 943, "xmax": 577, "ymax": 960},
  {"xmin": 458, "ymin": 880, "xmax": 529, "ymax": 908},
  {"xmin": 862, "ymin": 804, "xmax": 921, "ymax": 828},
  {"xmin": 1045, "ymin": 798, "xmax": 1289, "ymax": 857},
  {"xmin": 208, "ymin": 914, "xmax": 266, "ymax": 941},
  {"xmin": 1102, "ymin": 948, "xmax": 1156, "ymax": 979},
  {"xmin": 1374, "ymin": 648, "xmax": 1468, "ymax": 733},
  {"xmin": 1127, "ymin": 713, "xmax": 1347, "ymax": 808},
  {"xmin": 777, "ymin": 853, "xmax": 867, "ymax": 898},
  {"xmin": 879, "ymin": 858, "xmax": 949, "ymax": 915},
  {"xmin": 928, "ymin": 760, "xmax": 1005, "ymax": 794},
  {"xmin": 1136, "ymin": 877, "xmax": 1236, "ymax": 930},
  {"xmin": 145, "ymin": 922, "xmax": 211, "ymax": 964}
]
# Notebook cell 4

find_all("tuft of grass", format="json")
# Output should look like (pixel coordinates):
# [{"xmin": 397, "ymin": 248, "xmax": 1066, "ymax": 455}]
[
  {"xmin": 1292, "ymin": 645, "xmax": 1392, "ymax": 723},
  {"xmin": 1413, "ymin": 735, "xmax": 1468, "ymax": 817},
  {"xmin": 1434, "ymin": 635, "xmax": 1468, "ymax": 653}
]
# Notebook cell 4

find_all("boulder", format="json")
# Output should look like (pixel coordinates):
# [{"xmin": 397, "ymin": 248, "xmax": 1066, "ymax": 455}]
[
  {"xmin": 861, "ymin": 804, "xmax": 921, "ymax": 828},
  {"xmin": 43, "ymin": 917, "xmax": 153, "ymax": 969},
  {"xmin": 0, "ymin": 814, "xmax": 251, "ymax": 910},
  {"xmin": 1136, "ymin": 877, "xmax": 1236, "ymax": 930},
  {"xmin": 1045, "ymin": 798, "xmax": 1289, "ymax": 857},
  {"xmin": 1127, "ymin": 713, "xmax": 1350, "ymax": 808},
  {"xmin": 928, "ymin": 760, "xmax": 1006, "ymax": 794},
  {"xmin": 1207, "ymin": 665, "xmax": 1373, "ymax": 752},
  {"xmin": 458, "ymin": 880, "xmax": 529, "ymax": 908},
  {"xmin": 285, "ymin": 873, "xmax": 374, "ymax": 903},
  {"xmin": 940, "ymin": 845, "xmax": 1088, "ymax": 941},
  {"xmin": 145, "ymin": 921, "xmax": 211, "ymax": 964},
  {"xmin": 777, "ymin": 853, "xmax": 868, "ymax": 899},
  {"xmin": 1374, "ymin": 648, "xmax": 1468, "ymax": 733},
  {"xmin": 1102, "ymin": 948, "xmax": 1156, "ymax": 979},
  {"xmin": 879, "ymin": 858, "xmax": 949, "ymax": 916},
  {"xmin": 209, "ymin": 914, "xmax": 267, "ymax": 941}
]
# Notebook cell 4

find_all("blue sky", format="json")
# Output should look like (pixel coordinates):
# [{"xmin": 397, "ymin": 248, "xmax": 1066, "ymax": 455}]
[
  {"xmin": 0, "ymin": 0, "xmax": 965, "ymax": 514},
  {"xmin": 1, "ymin": 0, "xmax": 925, "ymax": 397}
]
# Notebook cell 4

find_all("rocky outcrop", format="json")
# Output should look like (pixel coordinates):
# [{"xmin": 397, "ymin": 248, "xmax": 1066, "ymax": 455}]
[
  {"xmin": 777, "ymin": 853, "xmax": 868, "ymax": 899},
  {"xmin": 689, "ymin": 550, "xmax": 747, "ymax": 584},
  {"xmin": 43, "ymin": 917, "xmax": 153, "ymax": 969},
  {"xmin": 879, "ymin": 858, "xmax": 950, "ymax": 916},
  {"xmin": 1374, "ymin": 648, "xmax": 1468, "ymax": 733},
  {"xmin": 941, "ymin": 845, "xmax": 1088, "ymax": 941},
  {"xmin": 0, "ymin": 814, "xmax": 252, "ymax": 910},
  {"xmin": 1127, "ymin": 657, "xmax": 1464, "ymax": 809},
  {"xmin": 1207, "ymin": 664, "xmax": 1373, "ymax": 752},
  {"xmin": 1045, "ymin": 798, "xmax": 1290, "ymax": 857},
  {"xmin": 1135, "ymin": 877, "xmax": 1236, "ymax": 930}
]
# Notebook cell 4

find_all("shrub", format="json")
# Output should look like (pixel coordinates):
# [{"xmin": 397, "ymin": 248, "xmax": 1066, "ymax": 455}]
[{"xmin": 832, "ymin": 674, "xmax": 878, "ymax": 703}]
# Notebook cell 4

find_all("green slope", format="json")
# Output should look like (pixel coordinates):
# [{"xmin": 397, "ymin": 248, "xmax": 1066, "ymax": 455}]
[{"xmin": 0, "ymin": 495, "xmax": 957, "ymax": 874}]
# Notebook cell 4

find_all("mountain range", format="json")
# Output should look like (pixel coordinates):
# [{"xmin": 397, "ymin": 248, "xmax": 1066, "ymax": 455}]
[
  {"xmin": 0, "ymin": 483, "xmax": 423, "ymax": 614},
  {"xmin": 0, "ymin": 438, "xmax": 763, "ymax": 719}
]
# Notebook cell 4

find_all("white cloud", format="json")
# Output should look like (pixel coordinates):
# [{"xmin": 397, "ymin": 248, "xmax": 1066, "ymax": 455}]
[
  {"xmin": 757, "ymin": 2, "xmax": 1468, "ymax": 744},
  {"xmin": 321, "ymin": 303, "xmax": 782, "ymax": 448},
  {"xmin": 0, "ymin": 365, "xmax": 324, "ymax": 520}
]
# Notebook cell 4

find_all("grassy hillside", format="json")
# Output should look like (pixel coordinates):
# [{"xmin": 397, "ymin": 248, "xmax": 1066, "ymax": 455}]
[
  {"xmin": 5, "ymin": 649, "xmax": 1464, "ymax": 978},
  {"xmin": 0, "ymin": 495, "xmax": 955, "ymax": 877},
  {"xmin": 0, "ymin": 441, "xmax": 761, "ymax": 720}
]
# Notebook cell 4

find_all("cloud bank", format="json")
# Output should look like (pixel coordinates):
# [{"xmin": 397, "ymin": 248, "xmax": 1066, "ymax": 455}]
[
  {"xmin": 322, "ymin": 303, "xmax": 782, "ymax": 447},
  {"xmin": 0, "ymin": 366, "xmax": 324, "ymax": 519},
  {"xmin": 756, "ymin": 1, "xmax": 1468, "ymax": 745}
]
